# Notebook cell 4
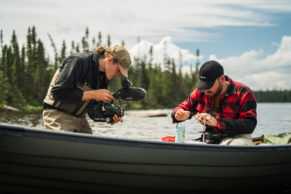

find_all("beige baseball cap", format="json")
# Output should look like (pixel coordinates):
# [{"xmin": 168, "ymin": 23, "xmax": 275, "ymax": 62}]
[{"xmin": 112, "ymin": 45, "xmax": 131, "ymax": 78}]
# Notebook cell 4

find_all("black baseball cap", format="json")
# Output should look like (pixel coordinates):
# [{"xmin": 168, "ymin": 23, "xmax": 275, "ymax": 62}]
[{"xmin": 196, "ymin": 60, "xmax": 224, "ymax": 90}]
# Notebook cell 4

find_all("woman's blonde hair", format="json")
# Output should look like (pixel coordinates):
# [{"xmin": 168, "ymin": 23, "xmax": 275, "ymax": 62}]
[{"xmin": 94, "ymin": 46, "xmax": 118, "ymax": 63}]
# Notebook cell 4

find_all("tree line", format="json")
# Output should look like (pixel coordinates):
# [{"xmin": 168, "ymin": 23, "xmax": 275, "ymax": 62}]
[
  {"xmin": 254, "ymin": 90, "xmax": 291, "ymax": 103},
  {"xmin": 0, "ymin": 26, "xmax": 290, "ymax": 111}
]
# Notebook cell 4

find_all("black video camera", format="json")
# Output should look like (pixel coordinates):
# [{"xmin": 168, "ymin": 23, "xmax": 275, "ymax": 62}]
[{"xmin": 87, "ymin": 79, "xmax": 147, "ymax": 123}]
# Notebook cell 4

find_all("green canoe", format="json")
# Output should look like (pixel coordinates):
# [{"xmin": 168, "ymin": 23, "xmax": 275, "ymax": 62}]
[{"xmin": 0, "ymin": 124, "xmax": 290, "ymax": 193}]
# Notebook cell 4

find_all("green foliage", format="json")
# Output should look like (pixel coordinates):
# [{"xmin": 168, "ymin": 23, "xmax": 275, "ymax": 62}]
[
  {"xmin": 60, "ymin": 40, "xmax": 67, "ymax": 63},
  {"xmin": 107, "ymin": 35, "xmax": 111, "ymax": 48},
  {"xmin": 97, "ymin": 31, "xmax": 102, "ymax": 47},
  {"xmin": 0, "ymin": 26, "xmax": 52, "ymax": 109},
  {"xmin": 81, "ymin": 27, "xmax": 90, "ymax": 52},
  {"xmin": 0, "ymin": 70, "xmax": 8, "ymax": 107},
  {"xmin": 254, "ymin": 90, "xmax": 291, "ymax": 102},
  {"xmin": 0, "ymin": 26, "xmax": 290, "ymax": 111},
  {"xmin": 9, "ymin": 87, "xmax": 27, "ymax": 109},
  {"xmin": 21, "ymin": 104, "xmax": 43, "ymax": 111},
  {"xmin": 121, "ymin": 56, "xmax": 199, "ymax": 109}
]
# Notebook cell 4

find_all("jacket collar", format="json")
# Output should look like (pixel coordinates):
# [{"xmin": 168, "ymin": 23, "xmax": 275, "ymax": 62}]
[{"xmin": 225, "ymin": 75, "xmax": 236, "ymax": 96}]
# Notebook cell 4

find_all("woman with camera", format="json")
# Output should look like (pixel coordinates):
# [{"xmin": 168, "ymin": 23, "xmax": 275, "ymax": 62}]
[{"xmin": 43, "ymin": 45, "xmax": 131, "ymax": 134}]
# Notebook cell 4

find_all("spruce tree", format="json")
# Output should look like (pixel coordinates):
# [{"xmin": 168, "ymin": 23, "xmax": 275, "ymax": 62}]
[
  {"xmin": 0, "ymin": 70, "xmax": 8, "ymax": 107},
  {"xmin": 0, "ymin": 30, "xmax": 3, "ymax": 51},
  {"xmin": 97, "ymin": 31, "xmax": 102, "ymax": 47},
  {"xmin": 107, "ymin": 35, "xmax": 111, "ymax": 48},
  {"xmin": 81, "ymin": 27, "xmax": 89, "ymax": 52},
  {"xmin": 60, "ymin": 40, "xmax": 67, "ymax": 63},
  {"xmin": 48, "ymin": 33, "xmax": 58, "ymax": 71},
  {"xmin": 70, "ymin": 40, "xmax": 75, "ymax": 54}
]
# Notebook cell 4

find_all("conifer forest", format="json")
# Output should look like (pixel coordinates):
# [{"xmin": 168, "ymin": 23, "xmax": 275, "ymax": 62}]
[{"xmin": 0, "ymin": 27, "xmax": 290, "ymax": 111}]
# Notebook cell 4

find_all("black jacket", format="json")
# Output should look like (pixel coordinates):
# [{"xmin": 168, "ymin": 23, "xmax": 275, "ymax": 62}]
[{"xmin": 51, "ymin": 52, "xmax": 108, "ymax": 102}]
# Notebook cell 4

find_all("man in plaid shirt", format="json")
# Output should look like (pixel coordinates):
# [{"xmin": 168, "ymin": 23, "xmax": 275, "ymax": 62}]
[{"xmin": 172, "ymin": 60, "xmax": 257, "ymax": 145}]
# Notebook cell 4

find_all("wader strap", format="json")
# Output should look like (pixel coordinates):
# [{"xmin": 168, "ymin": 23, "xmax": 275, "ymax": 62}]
[
  {"xmin": 53, "ymin": 84, "xmax": 93, "ymax": 116},
  {"xmin": 72, "ymin": 100, "xmax": 91, "ymax": 115}
]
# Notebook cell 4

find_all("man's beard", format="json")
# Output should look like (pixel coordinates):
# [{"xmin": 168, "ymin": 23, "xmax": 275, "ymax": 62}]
[{"xmin": 205, "ymin": 82, "xmax": 223, "ymax": 98}]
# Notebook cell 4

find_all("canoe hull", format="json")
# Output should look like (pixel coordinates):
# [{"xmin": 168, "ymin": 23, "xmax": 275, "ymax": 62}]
[{"xmin": 0, "ymin": 124, "xmax": 290, "ymax": 193}]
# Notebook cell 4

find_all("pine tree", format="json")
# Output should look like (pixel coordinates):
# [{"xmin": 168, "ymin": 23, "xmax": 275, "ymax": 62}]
[
  {"xmin": 0, "ymin": 26, "xmax": 207, "ymax": 109},
  {"xmin": 48, "ymin": 33, "xmax": 58, "ymax": 71},
  {"xmin": 92, "ymin": 37, "xmax": 96, "ymax": 48},
  {"xmin": 107, "ymin": 35, "xmax": 111, "ymax": 48},
  {"xmin": 153, "ymin": 64, "xmax": 164, "ymax": 106},
  {"xmin": 70, "ymin": 40, "xmax": 75, "ymax": 54},
  {"xmin": 81, "ymin": 27, "xmax": 89, "ymax": 52},
  {"xmin": 0, "ymin": 69, "xmax": 8, "ymax": 107},
  {"xmin": 1, "ymin": 45, "xmax": 7, "ymax": 76},
  {"xmin": 121, "ymin": 40, "xmax": 125, "ymax": 47},
  {"xmin": 161, "ymin": 58, "xmax": 172, "ymax": 106},
  {"xmin": 0, "ymin": 30, "xmax": 3, "ymax": 51},
  {"xmin": 18, "ymin": 46, "xmax": 26, "ymax": 95},
  {"xmin": 97, "ymin": 31, "xmax": 102, "ymax": 47},
  {"xmin": 60, "ymin": 40, "xmax": 67, "ymax": 63},
  {"xmin": 75, "ymin": 43, "xmax": 80, "ymax": 52},
  {"xmin": 145, "ymin": 48, "xmax": 159, "ymax": 108},
  {"xmin": 11, "ymin": 31, "xmax": 20, "ymax": 88},
  {"xmin": 35, "ymin": 39, "xmax": 50, "ymax": 104},
  {"xmin": 25, "ymin": 27, "xmax": 36, "ymax": 103},
  {"xmin": 10, "ymin": 31, "xmax": 27, "ymax": 108}
]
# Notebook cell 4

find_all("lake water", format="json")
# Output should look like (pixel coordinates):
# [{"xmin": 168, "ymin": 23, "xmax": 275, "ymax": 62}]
[{"xmin": 0, "ymin": 103, "xmax": 290, "ymax": 141}]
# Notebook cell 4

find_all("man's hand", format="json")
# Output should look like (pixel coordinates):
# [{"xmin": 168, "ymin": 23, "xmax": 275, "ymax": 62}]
[
  {"xmin": 111, "ymin": 114, "xmax": 123, "ymax": 125},
  {"xmin": 195, "ymin": 113, "xmax": 218, "ymax": 127},
  {"xmin": 174, "ymin": 109, "xmax": 190, "ymax": 121},
  {"xmin": 82, "ymin": 89, "xmax": 117, "ymax": 102}
]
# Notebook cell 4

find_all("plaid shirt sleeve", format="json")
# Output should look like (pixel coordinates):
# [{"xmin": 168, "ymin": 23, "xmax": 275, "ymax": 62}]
[
  {"xmin": 171, "ymin": 89, "xmax": 199, "ymax": 123},
  {"xmin": 217, "ymin": 88, "xmax": 257, "ymax": 134}
]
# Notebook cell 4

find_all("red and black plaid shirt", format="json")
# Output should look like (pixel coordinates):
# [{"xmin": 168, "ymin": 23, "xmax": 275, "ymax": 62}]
[{"xmin": 172, "ymin": 76, "xmax": 257, "ymax": 135}]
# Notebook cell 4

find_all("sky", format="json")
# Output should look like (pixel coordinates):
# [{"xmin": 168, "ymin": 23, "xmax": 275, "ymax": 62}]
[{"xmin": 1, "ymin": 0, "xmax": 291, "ymax": 90}]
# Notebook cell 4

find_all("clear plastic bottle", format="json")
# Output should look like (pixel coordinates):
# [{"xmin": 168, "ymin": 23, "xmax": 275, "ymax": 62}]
[{"xmin": 175, "ymin": 123, "xmax": 185, "ymax": 143}]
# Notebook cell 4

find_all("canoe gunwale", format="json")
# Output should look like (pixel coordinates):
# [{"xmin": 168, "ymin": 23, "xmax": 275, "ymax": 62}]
[{"xmin": 1, "ymin": 124, "xmax": 290, "ymax": 152}]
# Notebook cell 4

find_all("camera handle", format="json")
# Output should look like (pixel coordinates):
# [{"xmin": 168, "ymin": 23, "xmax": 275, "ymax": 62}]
[{"xmin": 110, "ymin": 96, "xmax": 123, "ymax": 112}]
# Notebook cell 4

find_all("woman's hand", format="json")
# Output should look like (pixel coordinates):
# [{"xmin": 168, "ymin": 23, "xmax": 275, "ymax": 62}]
[
  {"xmin": 111, "ymin": 114, "xmax": 123, "ymax": 125},
  {"xmin": 82, "ymin": 89, "xmax": 117, "ymax": 102}
]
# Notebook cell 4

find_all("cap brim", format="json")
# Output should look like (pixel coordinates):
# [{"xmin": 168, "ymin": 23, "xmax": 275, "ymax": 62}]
[
  {"xmin": 196, "ymin": 79, "xmax": 215, "ymax": 90},
  {"xmin": 119, "ymin": 64, "xmax": 128, "ymax": 78}
]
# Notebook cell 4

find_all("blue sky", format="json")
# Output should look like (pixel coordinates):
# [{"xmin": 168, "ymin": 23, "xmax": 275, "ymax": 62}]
[
  {"xmin": 1, "ymin": 0, "xmax": 291, "ymax": 90},
  {"xmin": 178, "ymin": 12, "xmax": 291, "ymax": 59}
]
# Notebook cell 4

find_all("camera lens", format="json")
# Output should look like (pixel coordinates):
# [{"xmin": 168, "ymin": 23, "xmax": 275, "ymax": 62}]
[{"xmin": 116, "ymin": 108, "xmax": 124, "ymax": 117}]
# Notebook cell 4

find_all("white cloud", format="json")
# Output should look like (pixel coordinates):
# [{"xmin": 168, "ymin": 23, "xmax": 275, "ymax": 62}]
[
  {"xmin": 130, "ymin": 37, "xmax": 200, "ymax": 67},
  {"xmin": 1, "ymin": 0, "xmax": 291, "ymax": 90},
  {"xmin": 209, "ymin": 36, "xmax": 291, "ymax": 90},
  {"xmin": 243, "ymin": 71, "xmax": 291, "ymax": 90},
  {"xmin": 1, "ymin": 0, "xmax": 291, "ymax": 49},
  {"xmin": 130, "ymin": 35, "xmax": 291, "ymax": 90}
]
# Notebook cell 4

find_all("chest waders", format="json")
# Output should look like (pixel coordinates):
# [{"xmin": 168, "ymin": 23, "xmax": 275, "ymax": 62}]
[{"xmin": 43, "ymin": 68, "xmax": 92, "ymax": 116}]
